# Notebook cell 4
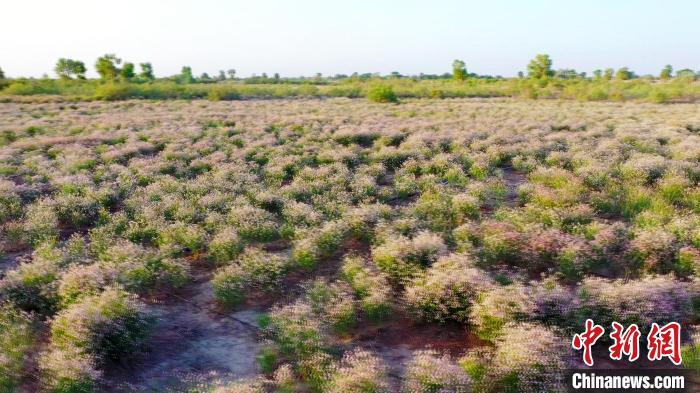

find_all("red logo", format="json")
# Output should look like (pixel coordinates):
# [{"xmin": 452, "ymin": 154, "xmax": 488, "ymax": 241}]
[
  {"xmin": 647, "ymin": 322, "xmax": 682, "ymax": 365},
  {"xmin": 609, "ymin": 322, "xmax": 640, "ymax": 362},
  {"xmin": 572, "ymin": 320, "xmax": 682, "ymax": 366},
  {"xmin": 572, "ymin": 319, "xmax": 605, "ymax": 366}
]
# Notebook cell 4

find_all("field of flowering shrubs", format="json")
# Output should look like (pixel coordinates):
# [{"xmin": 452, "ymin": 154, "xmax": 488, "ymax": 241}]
[{"xmin": 1, "ymin": 97, "xmax": 699, "ymax": 392}]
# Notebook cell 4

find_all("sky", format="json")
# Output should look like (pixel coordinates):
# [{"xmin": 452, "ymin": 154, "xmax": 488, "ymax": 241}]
[{"xmin": 1, "ymin": 0, "xmax": 698, "ymax": 78}]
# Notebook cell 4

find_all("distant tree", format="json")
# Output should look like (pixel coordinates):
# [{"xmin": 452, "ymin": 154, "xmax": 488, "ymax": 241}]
[
  {"xmin": 199, "ymin": 72, "xmax": 212, "ymax": 82},
  {"xmin": 120, "ymin": 62, "xmax": 135, "ymax": 81},
  {"xmin": 452, "ymin": 59, "xmax": 467, "ymax": 80},
  {"xmin": 615, "ymin": 67, "xmax": 634, "ymax": 80},
  {"xmin": 390, "ymin": 71, "xmax": 402, "ymax": 79},
  {"xmin": 593, "ymin": 69, "xmax": 603, "ymax": 80},
  {"xmin": 180, "ymin": 66, "xmax": 194, "ymax": 84},
  {"xmin": 659, "ymin": 65, "xmax": 673, "ymax": 80},
  {"xmin": 95, "ymin": 54, "xmax": 121, "ymax": 81},
  {"xmin": 554, "ymin": 68, "xmax": 580, "ymax": 79},
  {"xmin": 603, "ymin": 68, "xmax": 614, "ymax": 81},
  {"xmin": 527, "ymin": 54, "xmax": 554, "ymax": 79},
  {"xmin": 54, "ymin": 58, "xmax": 87, "ymax": 80},
  {"xmin": 0, "ymin": 66, "xmax": 4, "ymax": 79},
  {"xmin": 675, "ymin": 68, "xmax": 696, "ymax": 80},
  {"xmin": 217, "ymin": 70, "xmax": 226, "ymax": 81},
  {"xmin": 227, "ymin": 69, "xmax": 236, "ymax": 79},
  {"xmin": 274, "ymin": 72, "xmax": 280, "ymax": 81},
  {"xmin": 517, "ymin": 71, "xmax": 524, "ymax": 78},
  {"xmin": 139, "ymin": 63, "xmax": 155, "ymax": 81}
]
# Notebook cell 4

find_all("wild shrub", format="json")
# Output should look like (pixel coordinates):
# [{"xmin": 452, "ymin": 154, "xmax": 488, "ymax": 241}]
[
  {"xmin": 327, "ymin": 349, "xmax": 390, "ymax": 393},
  {"xmin": 403, "ymin": 350, "xmax": 471, "ymax": 393},
  {"xmin": 372, "ymin": 231, "xmax": 447, "ymax": 284},
  {"xmin": 366, "ymin": 85, "xmax": 398, "ymax": 103},
  {"xmin": 405, "ymin": 254, "xmax": 493, "ymax": 323},
  {"xmin": 212, "ymin": 247, "xmax": 288, "ymax": 307},
  {"xmin": 484, "ymin": 323, "xmax": 570, "ymax": 393},
  {"xmin": 262, "ymin": 300, "xmax": 325, "ymax": 361},
  {"xmin": 469, "ymin": 284, "xmax": 533, "ymax": 341},
  {"xmin": 48, "ymin": 287, "xmax": 153, "ymax": 363},
  {"xmin": 305, "ymin": 279, "xmax": 357, "ymax": 334},
  {"xmin": 57, "ymin": 264, "xmax": 114, "ymax": 307},
  {"xmin": 341, "ymin": 255, "xmax": 391, "ymax": 321},
  {"xmin": 0, "ymin": 303, "xmax": 35, "ymax": 392},
  {"xmin": 39, "ymin": 347, "xmax": 101, "ymax": 393},
  {"xmin": 208, "ymin": 227, "xmax": 244, "ymax": 265},
  {"xmin": 98, "ymin": 242, "xmax": 190, "ymax": 293},
  {"xmin": 228, "ymin": 205, "xmax": 279, "ymax": 241},
  {"xmin": 577, "ymin": 275, "xmax": 697, "ymax": 328},
  {"xmin": 0, "ymin": 256, "xmax": 61, "ymax": 315}
]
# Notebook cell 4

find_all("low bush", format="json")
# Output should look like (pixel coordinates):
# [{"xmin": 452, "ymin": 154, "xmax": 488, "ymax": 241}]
[
  {"xmin": 212, "ymin": 247, "xmax": 289, "ymax": 307},
  {"xmin": 0, "ymin": 303, "xmax": 35, "ymax": 392},
  {"xmin": 403, "ymin": 350, "xmax": 471, "ymax": 393},
  {"xmin": 48, "ymin": 287, "xmax": 153, "ymax": 363},
  {"xmin": 327, "ymin": 349, "xmax": 390, "ymax": 393},
  {"xmin": 405, "ymin": 254, "xmax": 493, "ymax": 323},
  {"xmin": 366, "ymin": 84, "xmax": 398, "ymax": 103}
]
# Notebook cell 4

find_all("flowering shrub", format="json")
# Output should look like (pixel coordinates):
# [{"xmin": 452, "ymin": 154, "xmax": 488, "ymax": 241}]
[
  {"xmin": 328, "ymin": 349, "xmax": 390, "ymax": 393},
  {"xmin": 212, "ymin": 247, "xmax": 289, "ymax": 307},
  {"xmin": 208, "ymin": 227, "xmax": 244, "ymax": 264},
  {"xmin": 228, "ymin": 205, "xmax": 279, "ymax": 241},
  {"xmin": 48, "ymin": 287, "xmax": 153, "ymax": 363},
  {"xmin": 403, "ymin": 350, "xmax": 471, "ymax": 393},
  {"xmin": 0, "ymin": 257, "xmax": 60, "ymax": 314},
  {"xmin": 341, "ymin": 255, "xmax": 391, "ymax": 321},
  {"xmin": 372, "ymin": 231, "xmax": 447, "ymax": 284},
  {"xmin": 469, "ymin": 283, "xmax": 533, "ymax": 341},
  {"xmin": 577, "ymin": 275, "xmax": 698, "ymax": 328},
  {"xmin": 484, "ymin": 323, "xmax": 570, "ymax": 392},
  {"xmin": 0, "ymin": 303, "xmax": 35, "ymax": 392},
  {"xmin": 405, "ymin": 253, "xmax": 493, "ymax": 323}
]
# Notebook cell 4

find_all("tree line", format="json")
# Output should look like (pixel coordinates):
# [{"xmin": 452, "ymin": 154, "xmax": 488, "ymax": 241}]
[{"xmin": 0, "ymin": 53, "xmax": 697, "ymax": 87}]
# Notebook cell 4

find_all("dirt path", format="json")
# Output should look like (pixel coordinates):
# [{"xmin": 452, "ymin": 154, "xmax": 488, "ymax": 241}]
[
  {"xmin": 0, "ymin": 251, "xmax": 28, "ymax": 277},
  {"xmin": 104, "ymin": 271, "xmax": 263, "ymax": 392}
]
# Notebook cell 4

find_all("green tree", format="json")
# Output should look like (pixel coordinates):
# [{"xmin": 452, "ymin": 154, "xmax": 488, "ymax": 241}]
[
  {"xmin": 120, "ymin": 62, "xmax": 135, "ymax": 80},
  {"xmin": 527, "ymin": 54, "xmax": 554, "ymax": 79},
  {"xmin": 139, "ymin": 63, "xmax": 155, "ymax": 81},
  {"xmin": 659, "ymin": 64, "xmax": 673, "ymax": 80},
  {"xmin": 615, "ymin": 67, "xmax": 634, "ymax": 80},
  {"xmin": 180, "ymin": 66, "xmax": 194, "ymax": 84},
  {"xmin": 603, "ymin": 68, "xmax": 614, "ymax": 80},
  {"xmin": 227, "ymin": 69, "xmax": 236, "ymax": 79},
  {"xmin": 452, "ymin": 59, "xmax": 467, "ymax": 80},
  {"xmin": 593, "ymin": 69, "xmax": 603, "ymax": 80},
  {"xmin": 54, "ymin": 58, "xmax": 87, "ymax": 80},
  {"xmin": 217, "ymin": 70, "xmax": 226, "ymax": 81},
  {"xmin": 675, "ymin": 69, "xmax": 696, "ymax": 80},
  {"xmin": 95, "ymin": 54, "xmax": 121, "ymax": 81},
  {"xmin": 0, "ymin": 66, "xmax": 4, "ymax": 79}
]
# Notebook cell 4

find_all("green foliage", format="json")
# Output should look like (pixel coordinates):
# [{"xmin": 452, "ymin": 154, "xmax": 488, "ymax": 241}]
[
  {"xmin": 366, "ymin": 84, "xmax": 398, "ymax": 103},
  {"xmin": 120, "ymin": 62, "xmax": 135, "ymax": 81},
  {"xmin": 49, "ymin": 287, "xmax": 152, "ymax": 362},
  {"xmin": 212, "ymin": 247, "xmax": 288, "ymax": 307},
  {"xmin": 660, "ymin": 64, "xmax": 673, "ymax": 80},
  {"xmin": 452, "ymin": 59, "xmax": 467, "ymax": 81},
  {"xmin": 179, "ymin": 66, "xmax": 194, "ymax": 84},
  {"xmin": 138, "ymin": 62, "xmax": 155, "ymax": 81},
  {"xmin": 0, "ymin": 303, "xmax": 35, "ymax": 392},
  {"xmin": 95, "ymin": 54, "xmax": 121, "ymax": 81},
  {"xmin": 527, "ymin": 54, "xmax": 554, "ymax": 79},
  {"xmin": 55, "ymin": 58, "xmax": 87, "ymax": 80}
]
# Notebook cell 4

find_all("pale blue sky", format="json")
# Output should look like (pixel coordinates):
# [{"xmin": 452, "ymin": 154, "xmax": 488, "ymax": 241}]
[{"xmin": 1, "ymin": 0, "xmax": 698, "ymax": 78}]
